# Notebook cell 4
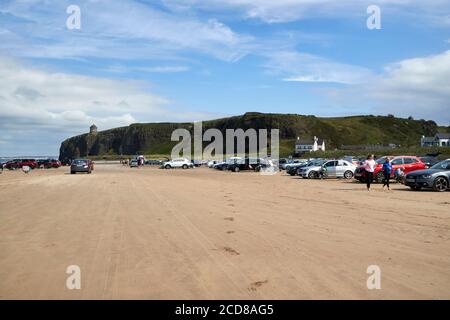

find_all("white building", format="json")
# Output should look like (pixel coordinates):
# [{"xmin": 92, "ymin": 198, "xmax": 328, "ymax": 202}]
[
  {"xmin": 421, "ymin": 133, "xmax": 450, "ymax": 147},
  {"xmin": 295, "ymin": 136, "xmax": 326, "ymax": 153}
]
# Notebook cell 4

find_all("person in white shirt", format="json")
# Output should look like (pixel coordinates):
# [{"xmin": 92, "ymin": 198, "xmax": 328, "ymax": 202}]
[{"xmin": 364, "ymin": 154, "xmax": 376, "ymax": 191}]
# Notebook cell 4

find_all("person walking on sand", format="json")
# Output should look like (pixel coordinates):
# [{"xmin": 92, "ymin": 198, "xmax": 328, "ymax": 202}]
[
  {"xmin": 382, "ymin": 157, "xmax": 393, "ymax": 190},
  {"xmin": 364, "ymin": 154, "xmax": 376, "ymax": 191}
]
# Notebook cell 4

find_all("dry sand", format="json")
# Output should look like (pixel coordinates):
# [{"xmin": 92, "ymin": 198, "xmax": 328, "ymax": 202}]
[{"xmin": 0, "ymin": 164, "xmax": 449, "ymax": 299}]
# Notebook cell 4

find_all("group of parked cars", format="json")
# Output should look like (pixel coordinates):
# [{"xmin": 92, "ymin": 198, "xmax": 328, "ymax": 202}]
[
  {"xmin": 280, "ymin": 155, "xmax": 450, "ymax": 192},
  {"xmin": 1, "ymin": 158, "xmax": 61, "ymax": 170},
  {"xmin": 283, "ymin": 159, "xmax": 357, "ymax": 179},
  {"xmin": 209, "ymin": 157, "xmax": 273, "ymax": 172}
]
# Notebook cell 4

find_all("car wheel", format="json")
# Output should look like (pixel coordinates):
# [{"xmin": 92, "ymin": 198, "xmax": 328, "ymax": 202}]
[
  {"xmin": 289, "ymin": 170, "xmax": 296, "ymax": 176},
  {"xmin": 182, "ymin": 164, "xmax": 188, "ymax": 169},
  {"xmin": 165, "ymin": 165, "xmax": 171, "ymax": 169},
  {"xmin": 234, "ymin": 167, "xmax": 240, "ymax": 173},
  {"xmin": 375, "ymin": 172, "xmax": 384, "ymax": 183},
  {"xmin": 308, "ymin": 171, "xmax": 317, "ymax": 179},
  {"xmin": 433, "ymin": 176, "xmax": 448, "ymax": 192},
  {"xmin": 344, "ymin": 170, "xmax": 353, "ymax": 179},
  {"xmin": 410, "ymin": 186, "xmax": 421, "ymax": 191},
  {"xmin": 71, "ymin": 171, "xmax": 75, "ymax": 174}
]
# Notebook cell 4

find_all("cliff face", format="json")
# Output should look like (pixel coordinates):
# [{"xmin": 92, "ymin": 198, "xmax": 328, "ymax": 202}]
[{"xmin": 59, "ymin": 113, "xmax": 438, "ymax": 159}]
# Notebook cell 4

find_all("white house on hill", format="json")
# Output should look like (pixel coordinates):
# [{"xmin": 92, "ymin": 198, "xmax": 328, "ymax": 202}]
[
  {"xmin": 295, "ymin": 136, "xmax": 326, "ymax": 153},
  {"xmin": 421, "ymin": 133, "xmax": 450, "ymax": 147}
]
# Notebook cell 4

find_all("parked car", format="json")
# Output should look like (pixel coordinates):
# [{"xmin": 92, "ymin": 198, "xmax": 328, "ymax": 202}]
[
  {"xmin": 70, "ymin": 159, "xmax": 94, "ymax": 174},
  {"xmin": 227, "ymin": 157, "xmax": 269, "ymax": 173},
  {"xmin": 130, "ymin": 159, "xmax": 139, "ymax": 167},
  {"xmin": 404, "ymin": 159, "xmax": 450, "ymax": 192},
  {"xmin": 296, "ymin": 159, "xmax": 327, "ymax": 177},
  {"xmin": 208, "ymin": 160, "xmax": 220, "ymax": 168},
  {"xmin": 37, "ymin": 159, "xmax": 61, "ymax": 169},
  {"xmin": 343, "ymin": 156, "xmax": 360, "ymax": 166},
  {"xmin": 191, "ymin": 159, "xmax": 203, "ymax": 167},
  {"xmin": 281, "ymin": 159, "xmax": 303, "ymax": 170},
  {"xmin": 162, "ymin": 158, "xmax": 194, "ymax": 169},
  {"xmin": 213, "ymin": 157, "xmax": 242, "ymax": 171},
  {"xmin": 354, "ymin": 156, "xmax": 426, "ymax": 183},
  {"xmin": 61, "ymin": 159, "xmax": 72, "ymax": 166},
  {"xmin": 285, "ymin": 160, "xmax": 309, "ymax": 176},
  {"xmin": 4, "ymin": 159, "xmax": 37, "ymax": 170},
  {"xmin": 278, "ymin": 158, "xmax": 288, "ymax": 169},
  {"xmin": 420, "ymin": 156, "xmax": 440, "ymax": 168},
  {"xmin": 300, "ymin": 160, "xmax": 356, "ymax": 179},
  {"xmin": 145, "ymin": 159, "xmax": 162, "ymax": 166}
]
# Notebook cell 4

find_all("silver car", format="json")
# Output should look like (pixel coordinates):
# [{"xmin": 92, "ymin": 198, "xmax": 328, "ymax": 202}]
[
  {"xmin": 404, "ymin": 159, "xmax": 450, "ymax": 192},
  {"xmin": 300, "ymin": 160, "xmax": 356, "ymax": 179}
]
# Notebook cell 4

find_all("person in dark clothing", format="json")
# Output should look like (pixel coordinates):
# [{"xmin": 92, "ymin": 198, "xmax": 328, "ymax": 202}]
[{"xmin": 382, "ymin": 157, "xmax": 393, "ymax": 190}]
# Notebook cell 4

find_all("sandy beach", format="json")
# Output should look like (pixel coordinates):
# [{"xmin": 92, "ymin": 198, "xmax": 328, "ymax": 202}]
[{"xmin": 0, "ymin": 164, "xmax": 449, "ymax": 299}]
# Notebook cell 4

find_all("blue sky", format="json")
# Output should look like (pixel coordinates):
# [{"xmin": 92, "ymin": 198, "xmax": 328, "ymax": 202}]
[{"xmin": 0, "ymin": 0, "xmax": 449, "ymax": 156}]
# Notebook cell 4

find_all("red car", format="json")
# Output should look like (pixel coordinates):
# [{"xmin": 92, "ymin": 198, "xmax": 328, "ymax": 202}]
[
  {"xmin": 37, "ymin": 159, "xmax": 61, "ymax": 169},
  {"xmin": 354, "ymin": 156, "xmax": 426, "ymax": 183},
  {"xmin": 4, "ymin": 159, "xmax": 38, "ymax": 170}
]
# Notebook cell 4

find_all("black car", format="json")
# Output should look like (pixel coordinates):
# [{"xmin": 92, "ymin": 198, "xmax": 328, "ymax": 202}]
[
  {"xmin": 227, "ymin": 158, "xmax": 268, "ymax": 173},
  {"xmin": 214, "ymin": 162, "xmax": 229, "ymax": 170},
  {"xmin": 420, "ymin": 156, "xmax": 440, "ymax": 168},
  {"xmin": 145, "ymin": 159, "xmax": 162, "ymax": 166},
  {"xmin": 70, "ymin": 159, "xmax": 94, "ymax": 174},
  {"xmin": 405, "ymin": 159, "xmax": 450, "ymax": 192}
]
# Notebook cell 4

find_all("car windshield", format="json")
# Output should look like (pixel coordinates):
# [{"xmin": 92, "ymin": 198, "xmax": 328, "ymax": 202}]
[
  {"xmin": 306, "ymin": 160, "xmax": 324, "ymax": 166},
  {"xmin": 431, "ymin": 160, "xmax": 450, "ymax": 170},
  {"xmin": 376, "ymin": 157, "xmax": 387, "ymax": 164},
  {"xmin": 226, "ymin": 158, "xmax": 241, "ymax": 164},
  {"xmin": 73, "ymin": 160, "xmax": 87, "ymax": 165}
]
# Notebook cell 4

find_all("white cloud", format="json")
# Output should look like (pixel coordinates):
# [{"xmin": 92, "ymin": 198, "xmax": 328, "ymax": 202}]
[
  {"xmin": 0, "ymin": 0, "xmax": 252, "ymax": 62},
  {"xmin": 265, "ymin": 51, "xmax": 373, "ymax": 84},
  {"xmin": 370, "ymin": 50, "xmax": 450, "ymax": 111},
  {"xmin": 162, "ymin": 0, "xmax": 450, "ymax": 23},
  {"xmin": 105, "ymin": 65, "xmax": 191, "ymax": 74},
  {"xmin": 319, "ymin": 50, "xmax": 450, "ymax": 124},
  {"xmin": 0, "ymin": 57, "xmax": 221, "ymax": 155}
]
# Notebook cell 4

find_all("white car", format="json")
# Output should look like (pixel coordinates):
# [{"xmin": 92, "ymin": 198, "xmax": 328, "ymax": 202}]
[
  {"xmin": 162, "ymin": 158, "xmax": 194, "ymax": 169},
  {"xmin": 300, "ymin": 160, "xmax": 356, "ymax": 179},
  {"xmin": 208, "ymin": 160, "xmax": 219, "ymax": 168},
  {"xmin": 130, "ymin": 159, "xmax": 139, "ymax": 167}
]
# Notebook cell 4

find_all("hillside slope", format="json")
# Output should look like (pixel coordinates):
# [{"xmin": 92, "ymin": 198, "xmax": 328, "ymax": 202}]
[{"xmin": 59, "ymin": 113, "xmax": 438, "ymax": 159}]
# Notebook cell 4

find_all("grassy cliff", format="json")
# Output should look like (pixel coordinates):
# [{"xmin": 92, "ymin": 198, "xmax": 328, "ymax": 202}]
[{"xmin": 59, "ymin": 112, "xmax": 441, "ymax": 160}]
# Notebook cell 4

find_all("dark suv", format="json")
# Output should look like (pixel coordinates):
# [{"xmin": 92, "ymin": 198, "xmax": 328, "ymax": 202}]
[{"xmin": 70, "ymin": 159, "xmax": 94, "ymax": 174}]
